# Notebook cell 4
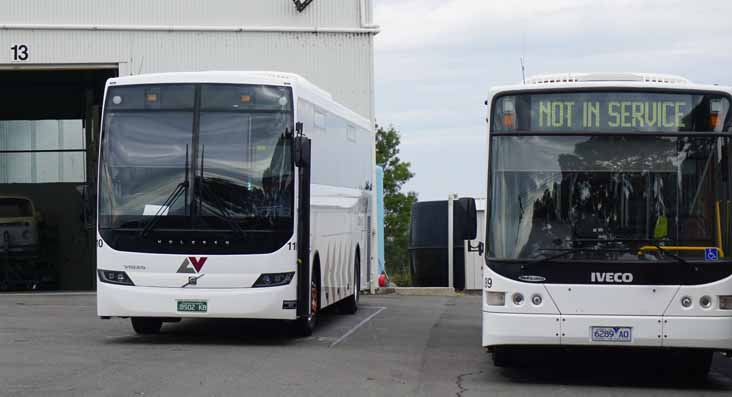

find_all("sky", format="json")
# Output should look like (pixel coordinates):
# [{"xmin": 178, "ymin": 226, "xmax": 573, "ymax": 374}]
[{"xmin": 373, "ymin": 0, "xmax": 732, "ymax": 201}]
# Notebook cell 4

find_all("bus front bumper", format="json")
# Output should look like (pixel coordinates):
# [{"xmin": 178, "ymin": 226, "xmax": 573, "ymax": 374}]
[
  {"xmin": 482, "ymin": 311, "xmax": 732, "ymax": 351},
  {"xmin": 97, "ymin": 282, "xmax": 298, "ymax": 320}
]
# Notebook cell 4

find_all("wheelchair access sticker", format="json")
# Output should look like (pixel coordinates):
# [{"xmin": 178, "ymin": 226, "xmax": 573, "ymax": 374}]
[{"xmin": 705, "ymin": 248, "xmax": 720, "ymax": 261}]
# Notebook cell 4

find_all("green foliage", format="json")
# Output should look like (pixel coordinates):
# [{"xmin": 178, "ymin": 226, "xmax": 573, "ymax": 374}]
[{"xmin": 376, "ymin": 125, "xmax": 417, "ymax": 286}]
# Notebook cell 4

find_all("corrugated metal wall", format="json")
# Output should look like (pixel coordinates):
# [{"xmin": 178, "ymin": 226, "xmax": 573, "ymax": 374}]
[
  {"xmin": 0, "ymin": 0, "xmax": 370, "ymax": 29},
  {"xmin": 0, "ymin": 0, "xmax": 376, "ymax": 120}
]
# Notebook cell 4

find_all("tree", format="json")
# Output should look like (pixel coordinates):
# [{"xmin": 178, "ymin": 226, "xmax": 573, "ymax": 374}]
[{"xmin": 376, "ymin": 125, "xmax": 417, "ymax": 286}]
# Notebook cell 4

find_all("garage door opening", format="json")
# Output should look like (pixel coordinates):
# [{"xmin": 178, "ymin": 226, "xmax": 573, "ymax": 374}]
[{"xmin": 0, "ymin": 68, "xmax": 117, "ymax": 291}]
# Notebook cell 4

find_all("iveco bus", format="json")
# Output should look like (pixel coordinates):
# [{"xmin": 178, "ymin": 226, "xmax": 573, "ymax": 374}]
[
  {"xmin": 483, "ymin": 73, "xmax": 732, "ymax": 376},
  {"xmin": 96, "ymin": 72, "xmax": 373, "ymax": 336}
]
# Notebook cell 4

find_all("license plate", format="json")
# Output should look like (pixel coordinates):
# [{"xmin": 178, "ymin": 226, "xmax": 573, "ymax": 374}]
[
  {"xmin": 177, "ymin": 300, "xmax": 208, "ymax": 313},
  {"xmin": 591, "ymin": 326, "xmax": 632, "ymax": 342}
]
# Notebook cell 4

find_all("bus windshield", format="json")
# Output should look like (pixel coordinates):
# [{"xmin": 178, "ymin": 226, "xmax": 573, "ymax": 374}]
[
  {"xmin": 98, "ymin": 84, "xmax": 294, "ymax": 253},
  {"xmin": 488, "ymin": 91, "xmax": 732, "ymax": 262}
]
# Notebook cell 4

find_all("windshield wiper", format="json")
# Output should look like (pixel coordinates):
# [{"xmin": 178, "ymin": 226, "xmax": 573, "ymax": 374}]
[
  {"xmin": 634, "ymin": 238, "xmax": 691, "ymax": 267},
  {"xmin": 577, "ymin": 235, "xmax": 692, "ymax": 267},
  {"xmin": 532, "ymin": 246, "xmax": 633, "ymax": 265},
  {"xmin": 196, "ymin": 145, "xmax": 247, "ymax": 240},
  {"xmin": 138, "ymin": 145, "xmax": 189, "ymax": 238}
]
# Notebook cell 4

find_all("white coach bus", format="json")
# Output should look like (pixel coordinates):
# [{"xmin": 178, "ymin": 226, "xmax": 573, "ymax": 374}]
[
  {"xmin": 482, "ymin": 73, "xmax": 732, "ymax": 376},
  {"xmin": 96, "ymin": 72, "xmax": 373, "ymax": 336}
]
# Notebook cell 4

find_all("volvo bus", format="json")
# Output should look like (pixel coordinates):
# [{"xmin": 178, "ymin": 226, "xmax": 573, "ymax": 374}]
[
  {"xmin": 96, "ymin": 72, "xmax": 374, "ymax": 336},
  {"xmin": 482, "ymin": 73, "xmax": 732, "ymax": 376}
]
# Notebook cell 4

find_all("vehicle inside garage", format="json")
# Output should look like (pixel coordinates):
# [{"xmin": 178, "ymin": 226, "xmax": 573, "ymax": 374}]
[{"xmin": 0, "ymin": 68, "xmax": 117, "ymax": 291}]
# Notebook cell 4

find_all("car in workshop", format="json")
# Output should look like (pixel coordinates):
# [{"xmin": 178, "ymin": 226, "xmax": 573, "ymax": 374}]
[{"xmin": 0, "ymin": 196, "xmax": 41, "ymax": 257}]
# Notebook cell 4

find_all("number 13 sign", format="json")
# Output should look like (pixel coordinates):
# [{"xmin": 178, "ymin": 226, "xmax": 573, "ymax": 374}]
[{"xmin": 10, "ymin": 44, "xmax": 29, "ymax": 62}]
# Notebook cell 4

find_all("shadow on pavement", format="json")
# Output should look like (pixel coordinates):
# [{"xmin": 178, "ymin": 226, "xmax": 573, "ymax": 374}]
[
  {"xmin": 490, "ymin": 348, "xmax": 732, "ymax": 391},
  {"xmin": 102, "ymin": 305, "xmax": 354, "ymax": 347}
]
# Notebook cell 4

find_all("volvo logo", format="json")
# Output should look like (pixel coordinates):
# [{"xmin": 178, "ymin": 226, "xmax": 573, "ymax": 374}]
[
  {"xmin": 591, "ymin": 272, "xmax": 634, "ymax": 283},
  {"xmin": 182, "ymin": 274, "xmax": 205, "ymax": 288}
]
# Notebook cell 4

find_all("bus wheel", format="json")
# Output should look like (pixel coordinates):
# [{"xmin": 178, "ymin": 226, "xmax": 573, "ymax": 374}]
[
  {"xmin": 339, "ymin": 256, "xmax": 360, "ymax": 315},
  {"xmin": 492, "ymin": 347, "xmax": 515, "ymax": 368},
  {"xmin": 673, "ymin": 350, "xmax": 713, "ymax": 381},
  {"xmin": 131, "ymin": 318, "xmax": 163, "ymax": 335},
  {"xmin": 296, "ymin": 278, "xmax": 319, "ymax": 337}
]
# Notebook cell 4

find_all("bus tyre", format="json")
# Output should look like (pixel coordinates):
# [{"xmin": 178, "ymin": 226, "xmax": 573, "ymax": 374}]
[
  {"xmin": 679, "ymin": 350, "xmax": 713, "ymax": 381},
  {"xmin": 131, "ymin": 318, "xmax": 163, "ymax": 335},
  {"xmin": 295, "ymin": 279, "xmax": 319, "ymax": 337},
  {"xmin": 339, "ymin": 258, "xmax": 360, "ymax": 315},
  {"xmin": 492, "ymin": 347, "xmax": 514, "ymax": 368}
]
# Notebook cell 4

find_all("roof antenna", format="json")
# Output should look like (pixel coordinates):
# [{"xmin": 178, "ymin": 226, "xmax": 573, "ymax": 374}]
[
  {"xmin": 520, "ymin": 57, "xmax": 527, "ymax": 84},
  {"xmin": 520, "ymin": 25, "xmax": 527, "ymax": 84}
]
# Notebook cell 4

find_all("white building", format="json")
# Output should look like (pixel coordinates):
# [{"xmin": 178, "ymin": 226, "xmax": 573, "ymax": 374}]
[{"xmin": 0, "ymin": 0, "xmax": 378, "ymax": 290}]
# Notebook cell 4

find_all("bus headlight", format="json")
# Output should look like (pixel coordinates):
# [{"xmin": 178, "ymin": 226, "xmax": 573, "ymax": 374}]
[
  {"xmin": 485, "ymin": 291, "xmax": 505, "ymax": 306},
  {"xmin": 252, "ymin": 272, "xmax": 295, "ymax": 288},
  {"xmin": 700, "ymin": 296, "xmax": 713, "ymax": 309},
  {"xmin": 680, "ymin": 296, "xmax": 693, "ymax": 308},
  {"xmin": 719, "ymin": 296, "xmax": 732, "ymax": 310},
  {"xmin": 512, "ymin": 293, "xmax": 525, "ymax": 306},
  {"xmin": 97, "ymin": 270, "xmax": 135, "ymax": 286}
]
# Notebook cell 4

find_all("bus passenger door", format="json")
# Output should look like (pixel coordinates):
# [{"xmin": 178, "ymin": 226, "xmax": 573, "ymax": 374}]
[{"xmin": 294, "ymin": 128, "xmax": 313, "ymax": 319}]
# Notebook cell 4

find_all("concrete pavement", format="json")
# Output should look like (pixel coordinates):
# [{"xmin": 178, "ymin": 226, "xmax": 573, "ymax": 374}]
[{"xmin": 1, "ymin": 293, "xmax": 732, "ymax": 396}]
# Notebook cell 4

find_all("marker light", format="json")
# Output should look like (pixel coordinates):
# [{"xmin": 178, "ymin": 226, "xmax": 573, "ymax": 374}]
[
  {"xmin": 501, "ymin": 98, "xmax": 517, "ymax": 129},
  {"xmin": 719, "ymin": 296, "xmax": 732, "ymax": 310},
  {"xmin": 681, "ymin": 296, "xmax": 693, "ymax": 308},
  {"xmin": 252, "ymin": 272, "xmax": 295, "ymax": 288},
  {"xmin": 146, "ymin": 93, "xmax": 158, "ymax": 103},
  {"xmin": 531, "ymin": 294, "xmax": 543, "ymax": 306},
  {"xmin": 710, "ymin": 100, "xmax": 722, "ymax": 129},
  {"xmin": 700, "ymin": 296, "xmax": 713, "ymax": 309},
  {"xmin": 502, "ymin": 114, "xmax": 515, "ymax": 129},
  {"xmin": 97, "ymin": 270, "xmax": 135, "ymax": 286},
  {"xmin": 512, "ymin": 293, "xmax": 525, "ymax": 306},
  {"xmin": 485, "ymin": 291, "xmax": 506, "ymax": 306},
  {"xmin": 240, "ymin": 95, "xmax": 252, "ymax": 104}
]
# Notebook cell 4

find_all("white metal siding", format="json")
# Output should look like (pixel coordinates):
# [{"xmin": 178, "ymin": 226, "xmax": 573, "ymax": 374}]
[
  {"xmin": 0, "ymin": 30, "xmax": 374, "ymax": 120},
  {"xmin": 0, "ymin": 0, "xmax": 376, "ymax": 120},
  {"xmin": 0, "ymin": 0, "xmax": 370, "ymax": 29}
]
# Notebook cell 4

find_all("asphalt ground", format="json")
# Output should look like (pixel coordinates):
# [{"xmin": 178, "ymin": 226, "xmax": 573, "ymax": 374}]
[{"xmin": 2, "ymin": 293, "xmax": 732, "ymax": 396}]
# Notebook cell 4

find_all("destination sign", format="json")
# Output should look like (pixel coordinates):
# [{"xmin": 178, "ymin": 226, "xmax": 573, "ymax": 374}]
[{"xmin": 493, "ymin": 92, "xmax": 730, "ymax": 133}]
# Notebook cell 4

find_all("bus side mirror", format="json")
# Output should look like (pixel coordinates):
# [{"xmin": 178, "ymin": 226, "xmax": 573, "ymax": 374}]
[
  {"xmin": 457, "ymin": 197, "xmax": 477, "ymax": 241},
  {"xmin": 294, "ymin": 136, "xmax": 311, "ymax": 168}
]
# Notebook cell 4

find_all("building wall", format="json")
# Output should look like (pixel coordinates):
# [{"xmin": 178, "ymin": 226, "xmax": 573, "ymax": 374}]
[
  {"xmin": 0, "ymin": 0, "xmax": 369, "ymax": 29},
  {"xmin": 0, "ymin": 0, "xmax": 378, "ymax": 290},
  {"xmin": 0, "ymin": 0, "xmax": 377, "ymax": 120}
]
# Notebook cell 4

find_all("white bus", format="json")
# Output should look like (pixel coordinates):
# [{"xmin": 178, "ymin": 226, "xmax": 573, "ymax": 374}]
[
  {"xmin": 96, "ymin": 71, "xmax": 374, "ymax": 336},
  {"xmin": 481, "ymin": 73, "xmax": 732, "ymax": 376}
]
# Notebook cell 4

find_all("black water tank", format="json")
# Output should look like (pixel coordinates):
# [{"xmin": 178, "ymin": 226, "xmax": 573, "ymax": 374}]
[{"xmin": 408, "ymin": 200, "xmax": 465, "ymax": 290}]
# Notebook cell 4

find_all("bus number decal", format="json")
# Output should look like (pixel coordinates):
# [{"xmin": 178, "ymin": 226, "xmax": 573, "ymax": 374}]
[
  {"xmin": 11, "ymin": 44, "xmax": 29, "ymax": 61},
  {"xmin": 287, "ymin": 242, "xmax": 297, "ymax": 251},
  {"xmin": 485, "ymin": 277, "xmax": 492, "ymax": 289}
]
